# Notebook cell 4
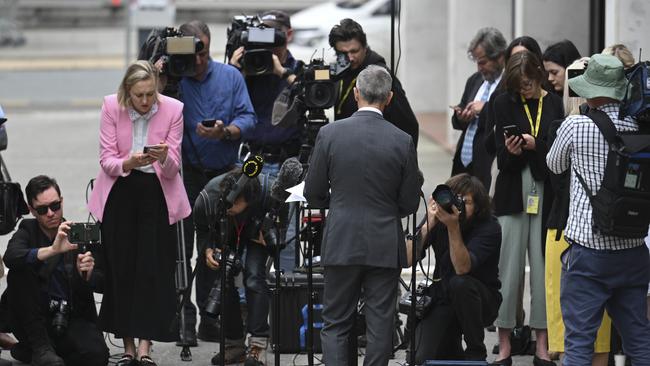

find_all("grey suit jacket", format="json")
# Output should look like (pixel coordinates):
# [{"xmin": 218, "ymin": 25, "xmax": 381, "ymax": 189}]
[{"xmin": 304, "ymin": 110, "xmax": 422, "ymax": 269}]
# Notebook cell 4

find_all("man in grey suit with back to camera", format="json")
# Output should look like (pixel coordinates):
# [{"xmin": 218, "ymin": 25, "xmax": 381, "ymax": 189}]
[{"xmin": 305, "ymin": 65, "xmax": 422, "ymax": 366}]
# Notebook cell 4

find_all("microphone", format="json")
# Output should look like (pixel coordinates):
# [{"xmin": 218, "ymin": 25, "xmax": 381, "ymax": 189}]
[
  {"xmin": 270, "ymin": 157, "xmax": 303, "ymax": 202},
  {"xmin": 225, "ymin": 155, "xmax": 264, "ymax": 205}
]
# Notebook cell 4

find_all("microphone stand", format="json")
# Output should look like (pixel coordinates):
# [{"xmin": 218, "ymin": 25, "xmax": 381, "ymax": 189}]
[
  {"xmin": 305, "ymin": 205, "xmax": 316, "ymax": 366},
  {"xmin": 175, "ymin": 217, "xmax": 192, "ymax": 361},
  {"xmin": 270, "ymin": 208, "xmax": 285, "ymax": 366},
  {"xmin": 408, "ymin": 211, "xmax": 417, "ymax": 366},
  {"xmin": 217, "ymin": 196, "xmax": 229, "ymax": 366}
]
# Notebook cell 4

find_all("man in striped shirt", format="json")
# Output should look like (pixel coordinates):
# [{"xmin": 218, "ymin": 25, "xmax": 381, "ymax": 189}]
[{"xmin": 547, "ymin": 54, "xmax": 650, "ymax": 365}]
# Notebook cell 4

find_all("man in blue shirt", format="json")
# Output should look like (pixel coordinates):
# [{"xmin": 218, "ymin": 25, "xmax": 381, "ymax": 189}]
[{"xmin": 177, "ymin": 19, "xmax": 256, "ymax": 345}]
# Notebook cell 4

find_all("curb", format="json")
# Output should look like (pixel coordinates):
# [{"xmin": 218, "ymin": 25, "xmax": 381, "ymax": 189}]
[
  {"xmin": 1, "ymin": 98, "xmax": 103, "ymax": 110},
  {"xmin": 0, "ymin": 57, "xmax": 125, "ymax": 71}
]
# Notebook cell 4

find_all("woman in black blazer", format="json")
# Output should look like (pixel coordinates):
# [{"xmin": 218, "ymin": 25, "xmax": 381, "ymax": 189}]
[{"xmin": 491, "ymin": 50, "xmax": 564, "ymax": 366}]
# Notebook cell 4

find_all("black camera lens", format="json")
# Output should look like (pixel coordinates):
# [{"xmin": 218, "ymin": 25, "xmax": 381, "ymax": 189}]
[{"xmin": 432, "ymin": 185, "xmax": 455, "ymax": 213}]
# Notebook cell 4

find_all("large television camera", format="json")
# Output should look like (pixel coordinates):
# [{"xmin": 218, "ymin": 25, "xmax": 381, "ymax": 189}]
[
  {"xmin": 139, "ymin": 27, "xmax": 204, "ymax": 77},
  {"xmin": 225, "ymin": 15, "xmax": 287, "ymax": 76}
]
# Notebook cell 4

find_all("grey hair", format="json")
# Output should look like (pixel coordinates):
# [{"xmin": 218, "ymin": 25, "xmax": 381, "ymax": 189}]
[
  {"xmin": 355, "ymin": 65, "xmax": 392, "ymax": 105},
  {"xmin": 468, "ymin": 27, "xmax": 507, "ymax": 60}
]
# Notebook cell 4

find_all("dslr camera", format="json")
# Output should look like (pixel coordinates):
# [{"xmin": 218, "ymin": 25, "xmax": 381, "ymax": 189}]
[
  {"xmin": 204, "ymin": 251, "xmax": 243, "ymax": 317},
  {"xmin": 49, "ymin": 298, "xmax": 71, "ymax": 335},
  {"xmin": 432, "ymin": 184, "xmax": 466, "ymax": 217},
  {"xmin": 398, "ymin": 281, "xmax": 433, "ymax": 320},
  {"xmin": 226, "ymin": 15, "xmax": 287, "ymax": 76},
  {"xmin": 139, "ymin": 27, "xmax": 205, "ymax": 77}
]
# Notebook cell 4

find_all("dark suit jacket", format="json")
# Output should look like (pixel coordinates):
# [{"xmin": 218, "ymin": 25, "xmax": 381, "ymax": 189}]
[
  {"xmin": 304, "ymin": 110, "xmax": 422, "ymax": 269},
  {"xmin": 451, "ymin": 72, "xmax": 496, "ymax": 190}
]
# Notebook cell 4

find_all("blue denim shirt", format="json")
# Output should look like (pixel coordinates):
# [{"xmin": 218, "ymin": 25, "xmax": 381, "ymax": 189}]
[
  {"xmin": 244, "ymin": 51, "xmax": 300, "ymax": 146},
  {"xmin": 180, "ymin": 60, "xmax": 257, "ymax": 170}
]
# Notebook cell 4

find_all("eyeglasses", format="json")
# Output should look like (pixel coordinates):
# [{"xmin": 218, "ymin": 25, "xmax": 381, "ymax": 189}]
[{"xmin": 33, "ymin": 200, "xmax": 61, "ymax": 215}]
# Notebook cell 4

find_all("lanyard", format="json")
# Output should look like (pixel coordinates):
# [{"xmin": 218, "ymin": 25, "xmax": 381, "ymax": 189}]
[
  {"xmin": 520, "ymin": 94, "xmax": 543, "ymax": 137},
  {"xmin": 234, "ymin": 221, "xmax": 245, "ymax": 248},
  {"xmin": 337, "ymin": 77, "xmax": 357, "ymax": 115}
]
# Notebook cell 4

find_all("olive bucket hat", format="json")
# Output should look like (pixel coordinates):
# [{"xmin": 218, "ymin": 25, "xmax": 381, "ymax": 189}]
[{"xmin": 568, "ymin": 54, "xmax": 628, "ymax": 101}]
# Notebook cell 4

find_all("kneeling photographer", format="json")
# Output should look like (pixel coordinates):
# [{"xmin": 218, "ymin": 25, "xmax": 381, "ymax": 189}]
[
  {"xmin": 2, "ymin": 175, "xmax": 108, "ymax": 366},
  {"xmin": 194, "ymin": 164, "xmax": 281, "ymax": 366},
  {"xmin": 411, "ymin": 173, "xmax": 501, "ymax": 363}
]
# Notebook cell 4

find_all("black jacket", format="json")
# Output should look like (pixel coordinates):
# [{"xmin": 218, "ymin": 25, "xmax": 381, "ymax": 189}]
[
  {"xmin": 3, "ymin": 219, "xmax": 102, "ymax": 322},
  {"xmin": 451, "ymin": 72, "xmax": 497, "ymax": 190},
  {"xmin": 425, "ymin": 216, "xmax": 502, "ymax": 292},
  {"xmin": 333, "ymin": 49, "xmax": 420, "ymax": 148},
  {"xmin": 492, "ymin": 91, "xmax": 564, "ymax": 219}
]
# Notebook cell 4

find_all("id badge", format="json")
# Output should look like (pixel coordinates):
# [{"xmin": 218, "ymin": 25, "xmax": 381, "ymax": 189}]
[{"xmin": 526, "ymin": 192, "xmax": 539, "ymax": 215}]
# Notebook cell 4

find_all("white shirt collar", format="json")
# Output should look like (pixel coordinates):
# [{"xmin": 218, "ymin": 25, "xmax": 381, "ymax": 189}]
[{"xmin": 358, "ymin": 106, "xmax": 383, "ymax": 116}]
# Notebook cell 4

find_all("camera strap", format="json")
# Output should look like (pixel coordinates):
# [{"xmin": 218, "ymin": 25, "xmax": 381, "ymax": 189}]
[{"xmin": 336, "ymin": 77, "xmax": 357, "ymax": 116}]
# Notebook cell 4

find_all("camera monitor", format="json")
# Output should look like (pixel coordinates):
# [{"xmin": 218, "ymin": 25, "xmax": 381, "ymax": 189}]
[{"xmin": 247, "ymin": 27, "xmax": 276, "ymax": 44}]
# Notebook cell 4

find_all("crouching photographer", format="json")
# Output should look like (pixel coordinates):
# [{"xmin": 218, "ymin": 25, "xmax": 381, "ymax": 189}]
[
  {"xmin": 194, "ymin": 164, "xmax": 282, "ymax": 366},
  {"xmin": 2, "ymin": 175, "xmax": 108, "ymax": 366},
  {"xmin": 410, "ymin": 173, "xmax": 501, "ymax": 363}
]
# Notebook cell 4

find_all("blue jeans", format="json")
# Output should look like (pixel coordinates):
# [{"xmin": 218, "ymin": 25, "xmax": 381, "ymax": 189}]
[{"xmin": 561, "ymin": 243, "xmax": 650, "ymax": 365}]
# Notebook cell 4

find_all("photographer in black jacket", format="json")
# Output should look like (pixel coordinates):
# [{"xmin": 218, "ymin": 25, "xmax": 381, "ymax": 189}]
[
  {"xmin": 194, "ymin": 169, "xmax": 278, "ymax": 366},
  {"xmin": 2, "ymin": 175, "xmax": 108, "ymax": 366},
  {"xmin": 328, "ymin": 18, "xmax": 420, "ymax": 148},
  {"xmin": 412, "ymin": 173, "xmax": 502, "ymax": 363}
]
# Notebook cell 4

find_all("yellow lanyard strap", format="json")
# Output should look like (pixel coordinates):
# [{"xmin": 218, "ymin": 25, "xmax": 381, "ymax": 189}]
[
  {"xmin": 337, "ymin": 77, "xmax": 357, "ymax": 115},
  {"xmin": 520, "ymin": 94, "xmax": 543, "ymax": 137}
]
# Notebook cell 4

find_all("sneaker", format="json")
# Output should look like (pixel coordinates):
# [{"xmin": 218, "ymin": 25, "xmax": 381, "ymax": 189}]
[
  {"xmin": 31, "ymin": 344, "xmax": 64, "ymax": 366},
  {"xmin": 244, "ymin": 336, "xmax": 268, "ymax": 366}
]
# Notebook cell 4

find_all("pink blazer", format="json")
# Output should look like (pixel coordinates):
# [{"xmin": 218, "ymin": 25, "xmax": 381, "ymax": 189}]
[{"xmin": 88, "ymin": 94, "xmax": 191, "ymax": 224}]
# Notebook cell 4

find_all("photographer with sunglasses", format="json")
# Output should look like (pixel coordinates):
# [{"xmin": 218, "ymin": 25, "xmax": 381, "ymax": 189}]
[{"xmin": 2, "ymin": 175, "xmax": 109, "ymax": 366}]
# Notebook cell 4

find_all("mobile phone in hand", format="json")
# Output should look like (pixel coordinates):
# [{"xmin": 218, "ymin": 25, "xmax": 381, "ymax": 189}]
[
  {"xmin": 143, "ymin": 145, "xmax": 158, "ymax": 154},
  {"xmin": 503, "ymin": 124, "xmax": 526, "ymax": 145},
  {"xmin": 202, "ymin": 119, "xmax": 217, "ymax": 128}
]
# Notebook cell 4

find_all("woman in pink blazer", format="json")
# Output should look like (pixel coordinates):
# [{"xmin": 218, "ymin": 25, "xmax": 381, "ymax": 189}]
[{"xmin": 88, "ymin": 61, "xmax": 190, "ymax": 366}]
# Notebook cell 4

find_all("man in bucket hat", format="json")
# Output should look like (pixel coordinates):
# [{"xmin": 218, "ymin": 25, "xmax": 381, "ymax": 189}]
[{"xmin": 547, "ymin": 54, "xmax": 650, "ymax": 365}]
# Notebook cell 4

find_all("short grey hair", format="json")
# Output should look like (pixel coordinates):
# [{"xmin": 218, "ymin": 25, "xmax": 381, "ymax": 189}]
[
  {"xmin": 468, "ymin": 27, "xmax": 507, "ymax": 60},
  {"xmin": 355, "ymin": 65, "xmax": 392, "ymax": 105}
]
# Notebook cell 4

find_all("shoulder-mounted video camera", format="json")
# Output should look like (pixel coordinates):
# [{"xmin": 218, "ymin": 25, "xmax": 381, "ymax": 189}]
[
  {"xmin": 226, "ymin": 15, "xmax": 287, "ymax": 76},
  {"xmin": 139, "ymin": 27, "xmax": 204, "ymax": 77}
]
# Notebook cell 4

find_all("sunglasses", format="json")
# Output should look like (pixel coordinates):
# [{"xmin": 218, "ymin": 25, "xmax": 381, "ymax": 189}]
[{"xmin": 33, "ymin": 200, "xmax": 62, "ymax": 215}]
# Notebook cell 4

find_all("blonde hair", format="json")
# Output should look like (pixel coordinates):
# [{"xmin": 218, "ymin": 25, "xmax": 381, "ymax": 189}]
[
  {"xmin": 117, "ymin": 60, "xmax": 159, "ymax": 108},
  {"xmin": 563, "ymin": 57, "xmax": 589, "ymax": 116},
  {"xmin": 601, "ymin": 44, "xmax": 636, "ymax": 69}
]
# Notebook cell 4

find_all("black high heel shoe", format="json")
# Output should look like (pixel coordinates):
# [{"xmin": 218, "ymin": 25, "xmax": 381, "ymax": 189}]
[{"xmin": 489, "ymin": 356, "xmax": 512, "ymax": 366}]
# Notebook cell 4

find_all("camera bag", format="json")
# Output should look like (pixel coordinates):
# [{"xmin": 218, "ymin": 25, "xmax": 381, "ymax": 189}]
[
  {"xmin": 574, "ymin": 109, "xmax": 650, "ymax": 238},
  {"xmin": 620, "ymin": 60, "xmax": 650, "ymax": 125},
  {"xmin": 0, "ymin": 155, "xmax": 28, "ymax": 235}
]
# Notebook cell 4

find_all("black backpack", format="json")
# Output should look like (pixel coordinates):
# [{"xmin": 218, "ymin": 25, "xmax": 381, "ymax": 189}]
[{"xmin": 575, "ymin": 109, "xmax": 650, "ymax": 238}]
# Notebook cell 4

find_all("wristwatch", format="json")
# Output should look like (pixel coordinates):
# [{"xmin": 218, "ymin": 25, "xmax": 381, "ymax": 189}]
[{"xmin": 223, "ymin": 127, "xmax": 233, "ymax": 141}]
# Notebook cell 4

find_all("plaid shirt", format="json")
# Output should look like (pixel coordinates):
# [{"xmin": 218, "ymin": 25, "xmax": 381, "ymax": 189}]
[{"xmin": 546, "ymin": 103, "xmax": 645, "ymax": 250}]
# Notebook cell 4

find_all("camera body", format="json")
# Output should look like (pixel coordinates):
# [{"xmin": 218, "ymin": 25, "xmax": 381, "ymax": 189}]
[
  {"xmin": 300, "ymin": 59, "xmax": 338, "ymax": 110},
  {"xmin": 398, "ymin": 282, "xmax": 433, "ymax": 320},
  {"xmin": 140, "ymin": 27, "xmax": 204, "ymax": 77},
  {"xmin": 49, "ymin": 298, "xmax": 71, "ymax": 335},
  {"xmin": 432, "ymin": 184, "xmax": 466, "ymax": 217},
  {"xmin": 226, "ymin": 15, "xmax": 287, "ymax": 76},
  {"xmin": 204, "ymin": 251, "xmax": 243, "ymax": 317},
  {"xmin": 68, "ymin": 222, "xmax": 101, "ymax": 250}
]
